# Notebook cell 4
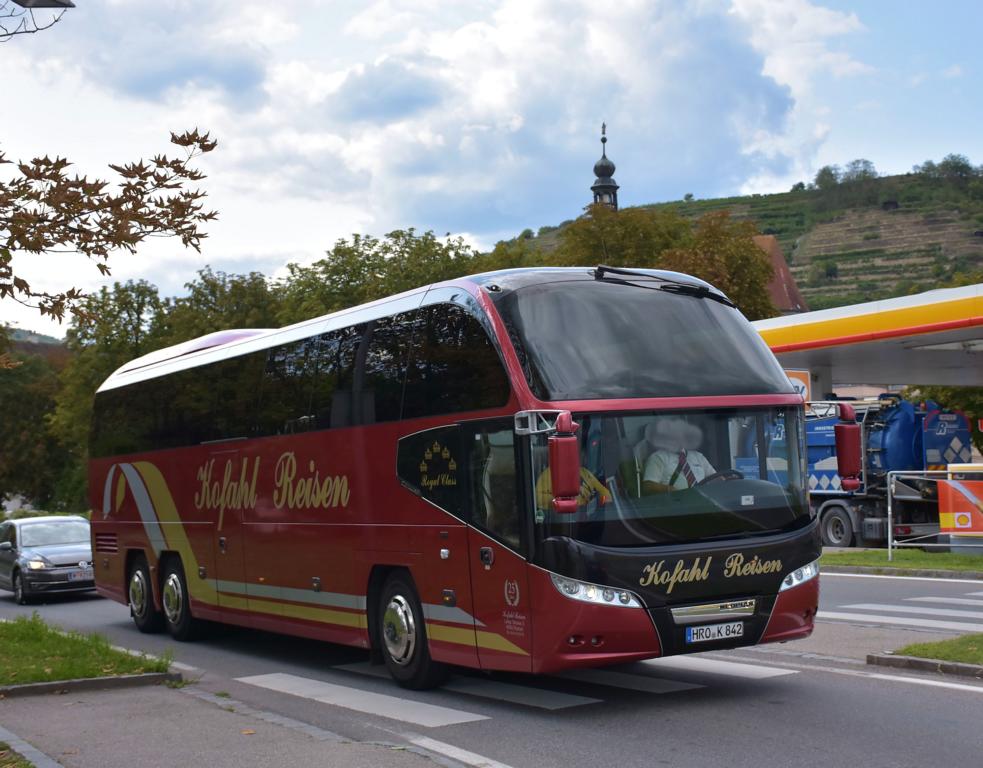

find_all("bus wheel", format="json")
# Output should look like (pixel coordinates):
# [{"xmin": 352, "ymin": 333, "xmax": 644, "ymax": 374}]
[
  {"xmin": 378, "ymin": 573, "xmax": 447, "ymax": 690},
  {"xmin": 128, "ymin": 554, "xmax": 164, "ymax": 633},
  {"xmin": 161, "ymin": 558, "xmax": 202, "ymax": 641},
  {"xmin": 821, "ymin": 507, "xmax": 854, "ymax": 548}
]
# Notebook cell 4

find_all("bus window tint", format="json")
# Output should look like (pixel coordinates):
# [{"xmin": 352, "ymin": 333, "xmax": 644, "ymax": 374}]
[
  {"xmin": 311, "ymin": 325, "xmax": 362, "ymax": 429},
  {"xmin": 396, "ymin": 425, "xmax": 463, "ymax": 516},
  {"xmin": 402, "ymin": 304, "xmax": 511, "ymax": 420},
  {"xmin": 360, "ymin": 315, "xmax": 416, "ymax": 425},
  {"xmin": 257, "ymin": 339, "xmax": 318, "ymax": 436}
]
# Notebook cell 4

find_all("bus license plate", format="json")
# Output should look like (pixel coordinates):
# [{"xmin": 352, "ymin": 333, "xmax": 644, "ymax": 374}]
[{"xmin": 686, "ymin": 621, "xmax": 744, "ymax": 644}]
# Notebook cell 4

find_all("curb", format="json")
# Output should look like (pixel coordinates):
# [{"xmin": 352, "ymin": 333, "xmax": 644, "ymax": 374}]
[
  {"xmin": 867, "ymin": 653, "xmax": 983, "ymax": 680},
  {"xmin": 822, "ymin": 565, "xmax": 983, "ymax": 580},
  {"xmin": 0, "ymin": 671, "xmax": 182, "ymax": 699}
]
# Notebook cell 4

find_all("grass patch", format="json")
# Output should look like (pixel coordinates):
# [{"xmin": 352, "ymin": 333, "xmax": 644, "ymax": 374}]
[
  {"xmin": 0, "ymin": 614, "xmax": 170, "ymax": 686},
  {"xmin": 821, "ymin": 549, "xmax": 983, "ymax": 572},
  {"xmin": 896, "ymin": 633, "xmax": 983, "ymax": 665},
  {"xmin": 0, "ymin": 742, "xmax": 33, "ymax": 768}
]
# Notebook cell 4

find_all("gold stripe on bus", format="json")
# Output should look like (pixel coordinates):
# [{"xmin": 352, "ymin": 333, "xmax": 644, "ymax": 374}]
[
  {"xmin": 427, "ymin": 623, "xmax": 529, "ymax": 656},
  {"xmin": 133, "ymin": 461, "xmax": 222, "ymax": 607}
]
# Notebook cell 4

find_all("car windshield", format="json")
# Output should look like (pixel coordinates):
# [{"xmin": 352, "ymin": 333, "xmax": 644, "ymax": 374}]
[
  {"xmin": 530, "ymin": 407, "xmax": 809, "ymax": 547},
  {"xmin": 20, "ymin": 521, "xmax": 90, "ymax": 547}
]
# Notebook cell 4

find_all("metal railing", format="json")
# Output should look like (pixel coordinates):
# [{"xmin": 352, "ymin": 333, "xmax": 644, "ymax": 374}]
[{"xmin": 887, "ymin": 469, "xmax": 983, "ymax": 560}]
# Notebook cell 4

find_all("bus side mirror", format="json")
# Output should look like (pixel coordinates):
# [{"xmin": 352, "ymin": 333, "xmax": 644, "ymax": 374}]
[
  {"xmin": 834, "ymin": 403, "xmax": 862, "ymax": 492},
  {"xmin": 549, "ymin": 411, "xmax": 581, "ymax": 514},
  {"xmin": 0, "ymin": 542, "xmax": 11, "ymax": 552}
]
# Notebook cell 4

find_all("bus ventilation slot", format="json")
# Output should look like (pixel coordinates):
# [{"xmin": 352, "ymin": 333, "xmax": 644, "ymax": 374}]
[{"xmin": 94, "ymin": 533, "xmax": 119, "ymax": 554}]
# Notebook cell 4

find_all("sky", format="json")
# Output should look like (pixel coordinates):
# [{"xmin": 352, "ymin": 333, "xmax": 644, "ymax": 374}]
[{"xmin": 3, "ymin": 0, "xmax": 983, "ymax": 339}]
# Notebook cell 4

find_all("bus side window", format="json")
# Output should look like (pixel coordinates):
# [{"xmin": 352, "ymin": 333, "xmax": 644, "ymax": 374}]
[
  {"xmin": 396, "ymin": 426, "xmax": 463, "ymax": 516},
  {"xmin": 359, "ymin": 314, "xmax": 418, "ymax": 425},
  {"xmin": 311, "ymin": 324, "xmax": 362, "ymax": 430},
  {"xmin": 469, "ymin": 426, "xmax": 520, "ymax": 551}
]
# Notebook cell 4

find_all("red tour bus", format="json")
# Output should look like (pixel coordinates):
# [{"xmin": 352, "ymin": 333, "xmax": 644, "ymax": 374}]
[{"xmin": 89, "ymin": 266, "xmax": 858, "ymax": 689}]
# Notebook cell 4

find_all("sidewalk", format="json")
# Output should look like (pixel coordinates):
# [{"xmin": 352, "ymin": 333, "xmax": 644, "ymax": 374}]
[{"xmin": 0, "ymin": 683, "xmax": 435, "ymax": 768}]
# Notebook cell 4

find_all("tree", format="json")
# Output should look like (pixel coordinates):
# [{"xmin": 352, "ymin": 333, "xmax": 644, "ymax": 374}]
[
  {"xmin": 553, "ymin": 204, "xmax": 692, "ymax": 267},
  {"xmin": 683, "ymin": 193, "xmax": 694, "ymax": 202},
  {"xmin": 813, "ymin": 165, "xmax": 840, "ymax": 191},
  {"xmin": 1, "ymin": 0, "xmax": 70, "ymax": 42},
  {"xmin": 1, "ymin": 129, "xmax": 217, "ymax": 323},
  {"xmin": 159, "ymin": 267, "xmax": 282, "ymax": 347},
  {"xmin": 790, "ymin": 182, "xmax": 806, "ymax": 192},
  {"xmin": 841, "ymin": 159, "xmax": 877, "ymax": 183},
  {"xmin": 937, "ymin": 153, "xmax": 975, "ymax": 186},
  {"xmin": 277, "ymin": 230, "xmax": 480, "ymax": 325},
  {"xmin": 658, "ymin": 211, "xmax": 776, "ymax": 320},
  {"xmin": 48, "ymin": 280, "xmax": 164, "ymax": 510},
  {"xmin": 0, "ymin": 351, "xmax": 68, "ymax": 508}
]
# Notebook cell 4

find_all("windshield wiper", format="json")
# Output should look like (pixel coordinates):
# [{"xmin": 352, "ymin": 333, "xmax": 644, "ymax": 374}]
[{"xmin": 593, "ymin": 265, "xmax": 735, "ymax": 308}]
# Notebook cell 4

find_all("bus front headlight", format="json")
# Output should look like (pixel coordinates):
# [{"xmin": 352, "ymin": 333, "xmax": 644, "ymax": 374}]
[
  {"xmin": 779, "ymin": 559, "xmax": 819, "ymax": 591},
  {"xmin": 550, "ymin": 573, "xmax": 642, "ymax": 608}
]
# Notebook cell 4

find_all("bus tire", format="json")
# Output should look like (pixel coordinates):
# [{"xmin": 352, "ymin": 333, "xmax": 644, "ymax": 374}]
[
  {"xmin": 378, "ymin": 573, "xmax": 447, "ymax": 690},
  {"xmin": 821, "ymin": 507, "xmax": 855, "ymax": 548},
  {"xmin": 161, "ymin": 558, "xmax": 202, "ymax": 641},
  {"xmin": 128, "ymin": 554, "xmax": 164, "ymax": 633}
]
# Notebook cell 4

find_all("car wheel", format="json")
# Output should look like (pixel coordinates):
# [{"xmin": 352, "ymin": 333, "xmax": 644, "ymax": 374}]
[
  {"xmin": 160, "ymin": 558, "xmax": 203, "ymax": 641},
  {"xmin": 378, "ymin": 572, "xmax": 447, "ymax": 690},
  {"xmin": 821, "ymin": 507, "xmax": 855, "ymax": 548},
  {"xmin": 12, "ymin": 571, "xmax": 31, "ymax": 605},
  {"xmin": 128, "ymin": 554, "xmax": 164, "ymax": 633}
]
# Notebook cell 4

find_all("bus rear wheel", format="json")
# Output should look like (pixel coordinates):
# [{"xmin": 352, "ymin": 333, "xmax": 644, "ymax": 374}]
[
  {"xmin": 161, "ymin": 558, "xmax": 203, "ymax": 641},
  {"xmin": 378, "ymin": 573, "xmax": 447, "ymax": 690},
  {"xmin": 128, "ymin": 554, "xmax": 164, "ymax": 633}
]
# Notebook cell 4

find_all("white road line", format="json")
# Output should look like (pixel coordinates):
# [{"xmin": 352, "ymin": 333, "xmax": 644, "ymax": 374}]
[
  {"xmin": 556, "ymin": 668, "xmax": 703, "ymax": 694},
  {"xmin": 407, "ymin": 735, "xmax": 516, "ymax": 768},
  {"xmin": 335, "ymin": 662, "xmax": 602, "ymax": 710},
  {"xmin": 822, "ymin": 573, "xmax": 983, "ymax": 584},
  {"xmin": 968, "ymin": 591, "xmax": 983, "ymax": 597},
  {"xmin": 641, "ymin": 656, "xmax": 797, "ymax": 679},
  {"xmin": 845, "ymin": 603, "xmax": 983, "ymax": 620},
  {"xmin": 906, "ymin": 597, "xmax": 983, "ymax": 607},
  {"xmin": 236, "ymin": 673, "xmax": 488, "ymax": 728},
  {"xmin": 820, "ymin": 611, "xmax": 983, "ymax": 633}
]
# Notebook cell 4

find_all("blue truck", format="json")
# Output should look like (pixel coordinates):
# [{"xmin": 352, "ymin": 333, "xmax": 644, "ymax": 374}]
[{"xmin": 806, "ymin": 396, "xmax": 973, "ymax": 547}]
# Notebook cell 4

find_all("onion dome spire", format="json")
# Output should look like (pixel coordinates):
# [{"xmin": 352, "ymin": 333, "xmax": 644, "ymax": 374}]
[{"xmin": 590, "ymin": 123, "xmax": 619, "ymax": 210}]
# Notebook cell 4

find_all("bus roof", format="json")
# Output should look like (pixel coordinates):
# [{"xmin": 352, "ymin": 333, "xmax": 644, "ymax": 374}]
[{"xmin": 96, "ymin": 266, "xmax": 724, "ymax": 394}]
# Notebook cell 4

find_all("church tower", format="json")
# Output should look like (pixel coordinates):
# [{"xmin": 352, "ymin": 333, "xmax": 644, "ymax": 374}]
[{"xmin": 590, "ymin": 123, "xmax": 619, "ymax": 210}]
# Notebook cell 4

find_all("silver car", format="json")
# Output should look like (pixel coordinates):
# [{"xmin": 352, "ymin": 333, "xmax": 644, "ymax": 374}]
[{"xmin": 0, "ymin": 516, "xmax": 95, "ymax": 604}]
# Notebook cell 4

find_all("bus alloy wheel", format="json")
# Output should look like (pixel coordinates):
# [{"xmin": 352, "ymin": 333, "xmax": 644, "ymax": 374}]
[
  {"xmin": 160, "ymin": 559, "xmax": 201, "ymax": 641},
  {"xmin": 128, "ymin": 556, "xmax": 164, "ymax": 633},
  {"xmin": 378, "ymin": 574, "xmax": 447, "ymax": 690}
]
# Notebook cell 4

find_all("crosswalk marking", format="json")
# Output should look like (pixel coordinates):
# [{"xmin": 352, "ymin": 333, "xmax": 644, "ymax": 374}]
[
  {"xmin": 820, "ymin": 611, "xmax": 983, "ymax": 633},
  {"xmin": 556, "ymin": 668, "xmax": 703, "ymax": 694},
  {"xmin": 906, "ymin": 597, "xmax": 983, "ymax": 607},
  {"xmin": 641, "ymin": 655, "xmax": 797, "ymax": 679},
  {"xmin": 844, "ymin": 603, "xmax": 983, "ymax": 621},
  {"xmin": 236, "ymin": 672, "xmax": 488, "ymax": 727},
  {"xmin": 335, "ymin": 662, "xmax": 602, "ymax": 710}
]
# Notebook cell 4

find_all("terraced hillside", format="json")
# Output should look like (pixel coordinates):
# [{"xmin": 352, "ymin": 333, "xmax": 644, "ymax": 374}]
[{"xmin": 530, "ymin": 173, "xmax": 983, "ymax": 310}]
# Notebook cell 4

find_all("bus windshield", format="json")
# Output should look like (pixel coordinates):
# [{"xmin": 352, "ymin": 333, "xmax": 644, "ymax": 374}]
[
  {"xmin": 531, "ymin": 407, "xmax": 808, "ymax": 548},
  {"xmin": 494, "ymin": 278, "xmax": 793, "ymax": 400}
]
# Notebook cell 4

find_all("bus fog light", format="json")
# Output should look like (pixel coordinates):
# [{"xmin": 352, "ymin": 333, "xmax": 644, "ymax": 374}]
[{"xmin": 550, "ymin": 573, "xmax": 642, "ymax": 608}]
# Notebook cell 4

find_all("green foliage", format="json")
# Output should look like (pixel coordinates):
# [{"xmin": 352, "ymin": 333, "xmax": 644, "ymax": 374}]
[
  {"xmin": 554, "ymin": 203, "xmax": 693, "ymax": 267},
  {"xmin": 896, "ymin": 633, "xmax": 983, "ymax": 665},
  {"xmin": 0, "ymin": 353, "xmax": 68, "ymax": 507}
]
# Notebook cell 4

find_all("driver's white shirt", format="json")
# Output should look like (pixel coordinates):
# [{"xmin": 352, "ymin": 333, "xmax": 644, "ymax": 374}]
[{"xmin": 643, "ymin": 449, "xmax": 715, "ymax": 490}]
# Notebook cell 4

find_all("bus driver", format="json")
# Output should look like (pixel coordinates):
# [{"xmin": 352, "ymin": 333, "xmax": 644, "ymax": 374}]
[{"xmin": 641, "ymin": 416, "xmax": 715, "ymax": 494}]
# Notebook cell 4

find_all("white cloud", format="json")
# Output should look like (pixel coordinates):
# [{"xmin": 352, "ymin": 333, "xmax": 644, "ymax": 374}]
[
  {"xmin": 3, "ymin": 0, "xmax": 874, "ymax": 338},
  {"xmin": 941, "ymin": 64, "xmax": 963, "ymax": 79}
]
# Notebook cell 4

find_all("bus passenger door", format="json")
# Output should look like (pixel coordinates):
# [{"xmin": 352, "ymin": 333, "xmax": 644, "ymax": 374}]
[
  {"xmin": 465, "ymin": 423, "xmax": 533, "ymax": 672},
  {"xmin": 208, "ymin": 449, "xmax": 250, "ymax": 621}
]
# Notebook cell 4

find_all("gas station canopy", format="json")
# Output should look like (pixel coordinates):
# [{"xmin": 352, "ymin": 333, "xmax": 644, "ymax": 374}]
[{"xmin": 752, "ymin": 283, "xmax": 983, "ymax": 394}]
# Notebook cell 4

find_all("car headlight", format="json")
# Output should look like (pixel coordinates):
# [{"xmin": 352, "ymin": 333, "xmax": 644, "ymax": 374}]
[
  {"xmin": 779, "ymin": 559, "xmax": 820, "ymax": 591},
  {"xmin": 550, "ymin": 573, "xmax": 642, "ymax": 608},
  {"xmin": 27, "ymin": 558, "xmax": 49, "ymax": 570}
]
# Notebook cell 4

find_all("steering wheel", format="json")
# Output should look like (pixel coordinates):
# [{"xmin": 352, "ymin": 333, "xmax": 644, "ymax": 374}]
[{"xmin": 695, "ymin": 469, "xmax": 744, "ymax": 487}]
